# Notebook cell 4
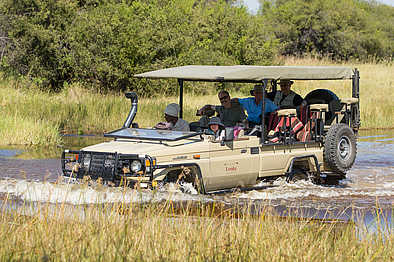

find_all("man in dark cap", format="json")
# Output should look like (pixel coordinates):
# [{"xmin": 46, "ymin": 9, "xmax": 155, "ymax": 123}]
[{"xmin": 269, "ymin": 80, "xmax": 303, "ymax": 109}]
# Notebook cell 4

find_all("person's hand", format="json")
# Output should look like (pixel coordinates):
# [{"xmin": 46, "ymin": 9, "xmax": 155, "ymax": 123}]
[{"xmin": 154, "ymin": 122, "xmax": 172, "ymax": 130}]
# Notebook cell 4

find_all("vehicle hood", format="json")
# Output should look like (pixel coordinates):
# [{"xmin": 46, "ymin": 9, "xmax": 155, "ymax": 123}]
[{"xmin": 81, "ymin": 138, "xmax": 208, "ymax": 157}]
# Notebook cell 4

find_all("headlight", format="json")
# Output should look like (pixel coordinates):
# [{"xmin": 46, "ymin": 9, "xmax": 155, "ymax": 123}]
[
  {"xmin": 82, "ymin": 154, "xmax": 91, "ymax": 169},
  {"xmin": 130, "ymin": 160, "xmax": 142, "ymax": 173}
]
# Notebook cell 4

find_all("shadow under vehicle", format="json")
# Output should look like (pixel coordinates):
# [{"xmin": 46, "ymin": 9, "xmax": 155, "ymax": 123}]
[{"xmin": 61, "ymin": 66, "xmax": 360, "ymax": 193}]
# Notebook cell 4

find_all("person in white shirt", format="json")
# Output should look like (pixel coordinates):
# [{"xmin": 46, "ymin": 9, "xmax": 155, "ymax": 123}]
[{"xmin": 154, "ymin": 103, "xmax": 190, "ymax": 132}]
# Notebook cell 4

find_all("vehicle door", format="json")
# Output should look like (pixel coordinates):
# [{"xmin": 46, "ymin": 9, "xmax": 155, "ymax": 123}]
[{"xmin": 207, "ymin": 137, "xmax": 259, "ymax": 191}]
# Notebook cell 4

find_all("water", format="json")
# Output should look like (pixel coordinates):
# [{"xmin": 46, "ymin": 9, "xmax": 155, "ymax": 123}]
[{"xmin": 0, "ymin": 131, "xmax": 393, "ymax": 236}]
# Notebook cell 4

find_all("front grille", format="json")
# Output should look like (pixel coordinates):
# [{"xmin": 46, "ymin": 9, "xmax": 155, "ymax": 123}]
[
  {"xmin": 62, "ymin": 150, "xmax": 146, "ymax": 182},
  {"xmin": 82, "ymin": 152, "xmax": 117, "ymax": 180}
]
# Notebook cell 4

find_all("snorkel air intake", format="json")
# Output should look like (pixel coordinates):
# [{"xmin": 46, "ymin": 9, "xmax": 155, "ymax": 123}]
[{"xmin": 123, "ymin": 92, "xmax": 138, "ymax": 128}]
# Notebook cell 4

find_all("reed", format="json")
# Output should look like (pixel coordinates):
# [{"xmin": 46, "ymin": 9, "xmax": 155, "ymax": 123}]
[
  {"xmin": 0, "ymin": 197, "xmax": 392, "ymax": 261},
  {"xmin": 0, "ymin": 82, "xmax": 219, "ymax": 145},
  {"xmin": 0, "ymin": 59, "xmax": 393, "ymax": 145}
]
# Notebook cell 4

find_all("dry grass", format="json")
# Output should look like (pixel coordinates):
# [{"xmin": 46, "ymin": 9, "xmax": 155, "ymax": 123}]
[
  {"xmin": 0, "ymin": 58, "xmax": 393, "ymax": 145},
  {"xmin": 0, "ymin": 198, "xmax": 392, "ymax": 261}
]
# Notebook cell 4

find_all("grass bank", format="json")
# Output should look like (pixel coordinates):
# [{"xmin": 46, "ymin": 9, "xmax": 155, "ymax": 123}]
[
  {"xmin": 0, "ymin": 59, "xmax": 393, "ymax": 145},
  {"xmin": 0, "ymin": 199, "xmax": 392, "ymax": 261}
]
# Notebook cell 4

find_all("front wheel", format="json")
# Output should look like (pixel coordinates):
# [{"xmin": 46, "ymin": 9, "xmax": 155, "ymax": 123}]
[
  {"xmin": 165, "ymin": 167, "xmax": 205, "ymax": 194},
  {"xmin": 324, "ymin": 124, "xmax": 357, "ymax": 175}
]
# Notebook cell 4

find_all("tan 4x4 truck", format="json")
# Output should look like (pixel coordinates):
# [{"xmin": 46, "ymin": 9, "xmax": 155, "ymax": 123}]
[{"xmin": 61, "ymin": 66, "xmax": 360, "ymax": 193}]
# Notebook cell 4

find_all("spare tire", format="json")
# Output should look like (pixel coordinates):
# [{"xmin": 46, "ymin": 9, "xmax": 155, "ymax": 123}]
[{"xmin": 324, "ymin": 124, "xmax": 357, "ymax": 175}]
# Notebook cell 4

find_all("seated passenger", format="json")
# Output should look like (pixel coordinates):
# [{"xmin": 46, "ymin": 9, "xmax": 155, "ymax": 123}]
[
  {"xmin": 268, "ymin": 80, "xmax": 303, "ymax": 109},
  {"xmin": 155, "ymin": 103, "xmax": 190, "ymax": 131},
  {"xmin": 197, "ymin": 90, "xmax": 246, "ymax": 128},
  {"xmin": 234, "ymin": 85, "xmax": 278, "ymax": 128},
  {"xmin": 206, "ymin": 117, "xmax": 225, "ymax": 141}
]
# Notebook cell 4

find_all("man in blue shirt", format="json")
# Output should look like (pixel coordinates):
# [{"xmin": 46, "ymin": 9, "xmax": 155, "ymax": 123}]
[{"xmin": 234, "ymin": 85, "xmax": 278, "ymax": 127}]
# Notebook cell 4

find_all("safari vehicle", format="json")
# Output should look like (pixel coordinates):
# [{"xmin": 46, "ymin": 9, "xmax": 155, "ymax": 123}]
[{"xmin": 61, "ymin": 66, "xmax": 360, "ymax": 193}]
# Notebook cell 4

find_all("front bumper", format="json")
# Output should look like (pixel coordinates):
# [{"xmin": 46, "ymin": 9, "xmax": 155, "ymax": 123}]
[{"xmin": 61, "ymin": 150, "xmax": 156, "ymax": 183}]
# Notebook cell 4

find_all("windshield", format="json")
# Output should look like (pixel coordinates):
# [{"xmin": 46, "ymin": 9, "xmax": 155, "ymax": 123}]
[{"xmin": 104, "ymin": 128, "xmax": 199, "ymax": 141}]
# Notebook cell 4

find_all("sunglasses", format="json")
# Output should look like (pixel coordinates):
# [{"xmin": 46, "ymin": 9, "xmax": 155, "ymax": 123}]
[{"xmin": 219, "ymin": 95, "xmax": 229, "ymax": 102}]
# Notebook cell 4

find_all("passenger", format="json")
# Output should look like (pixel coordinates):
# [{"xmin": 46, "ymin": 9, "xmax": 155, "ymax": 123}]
[
  {"xmin": 197, "ymin": 90, "xmax": 246, "ymax": 128},
  {"xmin": 268, "ymin": 80, "xmax": 304, "ymax": 109},
  {"xmin": 154, "ymin": 103, "xmax": 190, "ymax": 131},
  {"xmin": 233, "ymin": 85, "xmax": 278, "ymax": 128},
  {"xmin": 206, "ymin": 117, "xmax": 225, "ymax": 141}
]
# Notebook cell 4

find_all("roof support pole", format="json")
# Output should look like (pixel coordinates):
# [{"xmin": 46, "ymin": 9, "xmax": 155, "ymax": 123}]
[
  {"xmin": 351, "ymin": 68, "xmax": 361, "ymax": 130},
  {"xmin": 178, "ymin": 79, "xmax": 184, "ymax": 119},
  {"xmin": 260, "ymin": 79, "xmax": 268, "ymax": 144},
  {"xmin": 352, "ymin": 68, "xmax": 359, "ymax": 98}
]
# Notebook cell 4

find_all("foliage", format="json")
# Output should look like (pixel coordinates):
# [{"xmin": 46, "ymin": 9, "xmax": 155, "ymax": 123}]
[
  {"xmin": 259, "ymin": 0, "xmax": 394, "ymax": 61},
  {"xmin": 0, "ymin": 0, "xmax": 78, "ymax": 90},
  {"xmin": 0, "ymin": 0, "xmax": 277, "ymax": 94},
  {"xmin": 0, "ymin": 0, "xmax": 393, "ymax": 94}
]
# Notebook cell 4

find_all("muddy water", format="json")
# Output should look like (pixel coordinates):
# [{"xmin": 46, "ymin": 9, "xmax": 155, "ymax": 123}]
[{"xmin": 0, "ymin": 131, "xmax": 393, "ymax": 235}]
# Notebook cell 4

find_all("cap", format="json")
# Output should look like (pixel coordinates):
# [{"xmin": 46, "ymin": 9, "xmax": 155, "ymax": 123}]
[
  {"xmin": 208, "ymin": 116, "xmax": 224, "ymax": 128},
  {"xmin": 278, "ymin": 80, "xmax": 294, "ymax": 85},
  {"xmin": 164, "ymin": 103, "xmax": 180, "ymax": 117},
  {"xmin": 250, "ymin": 85, "xmax": 264, "ymax": 96}
]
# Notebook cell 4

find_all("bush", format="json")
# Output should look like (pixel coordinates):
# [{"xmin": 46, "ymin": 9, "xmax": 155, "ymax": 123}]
[
  {"xmin": 259, "ymin": 0, "xmax": 394, "ymax": 61},
  {"xmin": 0, "ymin": 0, "xmax": 278, "ymax": 95}
]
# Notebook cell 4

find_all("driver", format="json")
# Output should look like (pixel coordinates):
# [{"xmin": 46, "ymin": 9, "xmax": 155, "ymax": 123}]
[{"xmin": 154, "ymin": 103, "xmax": 190, "ymax": 131}]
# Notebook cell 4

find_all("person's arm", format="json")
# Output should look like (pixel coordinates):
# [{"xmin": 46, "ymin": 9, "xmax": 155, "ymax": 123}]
[
  {"xmin": 197, "ymin": 104, "xmax": 215, "ymax": 116},
  {"xmin": 236, "ymin": 97, "xmax": 248, "ymax": 108}
]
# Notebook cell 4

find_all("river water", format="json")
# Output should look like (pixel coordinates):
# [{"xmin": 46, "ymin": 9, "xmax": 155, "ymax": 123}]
[{"xmin": 0, "ymin": 131, "xmax": 393, "ymax": 236}]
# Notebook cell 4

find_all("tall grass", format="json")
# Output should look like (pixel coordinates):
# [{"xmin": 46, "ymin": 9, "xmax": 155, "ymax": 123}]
[
  {"xmin": 0, "ymin": 81, "xmax": 218, "ymax": 145},
  {"xmin": 0, "ymin": 59, "xmax": 393, "ymax": 145},
  {"xmin": 0, "ymin": 198, "xmax": 392, "ymax": 261}
]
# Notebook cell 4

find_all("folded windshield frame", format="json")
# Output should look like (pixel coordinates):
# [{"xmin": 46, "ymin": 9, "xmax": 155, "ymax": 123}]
[{"xmin": 104, "ymin": 127, "xmax": 199, "ymax": 141}]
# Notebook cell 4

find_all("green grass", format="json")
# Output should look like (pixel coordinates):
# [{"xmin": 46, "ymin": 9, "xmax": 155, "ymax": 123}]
[
  {"xmin": 0, "ymin": 59, "xmax": 393, "ymax": 145},
  {"xmin": 0, "ymin": 198, "xmax": 392, "ymax": 261}
]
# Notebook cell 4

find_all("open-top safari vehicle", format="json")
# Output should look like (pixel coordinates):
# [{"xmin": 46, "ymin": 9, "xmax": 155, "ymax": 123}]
[{"xmin": 61, "ymin": 66, "xmax": 360, "ymax": 193}]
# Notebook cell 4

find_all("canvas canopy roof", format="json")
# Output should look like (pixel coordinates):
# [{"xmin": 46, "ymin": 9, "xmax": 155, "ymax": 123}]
[{"xmin": 134, "ymin": 65, "xmax": 354, "ymax": 82}]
